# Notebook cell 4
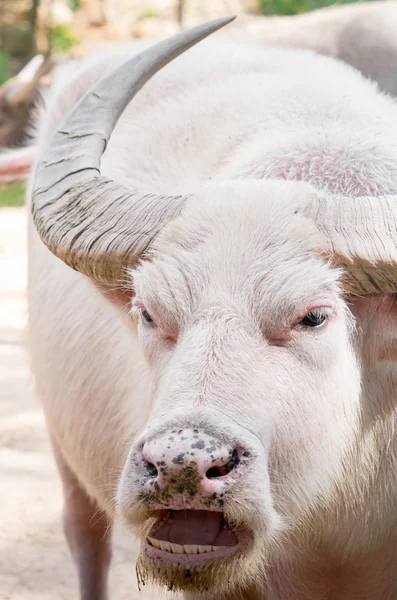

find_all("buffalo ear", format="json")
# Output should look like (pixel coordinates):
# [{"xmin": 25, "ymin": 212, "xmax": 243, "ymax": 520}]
[
  {"xmin": 94, "ymin": 282, "xmax": 135, "ymax": 312},
  {"xmin": 346, "ymin": 293, "xmax": 397, "ymax": 425},
  {"xmin": 347, "ymin": 293, "xmax": 397, "ymax": 363}
]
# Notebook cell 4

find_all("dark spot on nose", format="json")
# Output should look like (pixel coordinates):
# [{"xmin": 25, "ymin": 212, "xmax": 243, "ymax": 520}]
[
  {"xmin": 191, "ymin": 439, "xmax": 205, "ymax": 449},
  {"xmin": 172, "ymin": 452, "xmax": 185, "ymax": 465}
]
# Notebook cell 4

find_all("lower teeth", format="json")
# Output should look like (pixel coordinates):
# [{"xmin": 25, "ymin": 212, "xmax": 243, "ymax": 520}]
[{"xmin": 148, "ymin": 537, "xmax": 228, "ymax": 554}]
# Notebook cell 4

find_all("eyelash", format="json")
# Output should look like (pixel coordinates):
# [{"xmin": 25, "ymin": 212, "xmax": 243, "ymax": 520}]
[
  {"xmin": 298, "ymin": 307, "xmax": 333, "ymax": 329},
  {"xmin": 141, "ymin": 309, "xmax": 156, "ymax": 327}
]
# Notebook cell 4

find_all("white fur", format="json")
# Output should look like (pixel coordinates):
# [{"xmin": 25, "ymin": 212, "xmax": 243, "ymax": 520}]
[{"xmin": 27, "ymin": 38, "xmax": 397, "ymax": 598}]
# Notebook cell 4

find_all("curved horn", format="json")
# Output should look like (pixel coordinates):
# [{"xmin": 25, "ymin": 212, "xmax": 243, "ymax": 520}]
[
  {"xmin": 306, "ymin": 194, "xmax": 397, "ymax": 294},
  {"xmin": 31, "ymin": 16, "xmax": 236, "ymax": 284},
  {"xmin": 2, "ymin": 55, "xmax": 53, "ymax": 107}
]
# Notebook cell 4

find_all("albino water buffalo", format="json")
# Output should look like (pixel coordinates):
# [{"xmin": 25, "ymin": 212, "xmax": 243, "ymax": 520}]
[
  {"xmin": 231, "ymin": 0, "xmax": 397, "ymax": 97},
  {"xmin": 26, "ymin": 16, "xmax": 397, "ymax": 600}
]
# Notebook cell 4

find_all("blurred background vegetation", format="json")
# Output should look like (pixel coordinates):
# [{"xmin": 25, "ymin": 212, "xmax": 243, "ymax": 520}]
[
  {"xmin": 0, "ymin": 182, "xmax": 25, "ymax": 207},
  {"xmin": 0, "ymin": 0, "xmax": 382, "ymax": 85},
  {"xmin": 257, "ymin": 0, "xmax": 373, "ymax": 15}
]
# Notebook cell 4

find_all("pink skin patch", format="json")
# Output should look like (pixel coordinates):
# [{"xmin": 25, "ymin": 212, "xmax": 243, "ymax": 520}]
[
  {"xmin": 243, "ymin": 142, "xmax": 390, "ymax": 198},
  {"xmin": 277, "ymin": 149, "xmax": 381, "ymax": 196}
]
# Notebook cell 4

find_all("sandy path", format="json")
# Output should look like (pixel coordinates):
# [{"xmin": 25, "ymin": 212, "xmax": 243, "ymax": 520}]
[{"xmin": 0, "ymin": 207, "xmax": 174, "ymax": 600}]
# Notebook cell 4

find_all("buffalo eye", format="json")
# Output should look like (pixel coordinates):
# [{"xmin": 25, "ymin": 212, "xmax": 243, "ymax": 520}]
[
  {"xmin": 141, "ymin": 309, "xmax": 156, "ymax": 327},
  {"xmin": 299, "ymin": 308, "xmax": 330, "ymax": 329}
]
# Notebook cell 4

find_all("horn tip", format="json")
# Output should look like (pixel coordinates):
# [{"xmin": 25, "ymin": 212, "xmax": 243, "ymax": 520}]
[
  {"xmin": 215, "ymin": 15, "xmax": 238, "ymax": 26},
  {"xmin": 201, "ymin": 15, "xmax": 237, "ymax": 36}
]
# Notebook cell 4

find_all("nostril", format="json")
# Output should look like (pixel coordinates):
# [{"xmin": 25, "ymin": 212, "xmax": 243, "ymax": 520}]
[
  {"xmin": 144, "ymin": 459, "xmax": 158, "ymax": 479},
  {"xmin": 206, "ymin": 465, "xmax": 233, "ymax": 479},
  {"xmin": 206, "ymin": 448, "xmax": 240, "ymax": 479}
]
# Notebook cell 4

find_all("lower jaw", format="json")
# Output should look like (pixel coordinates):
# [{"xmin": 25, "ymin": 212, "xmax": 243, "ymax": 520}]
[{"xmin": 143, "ymin": 540, "xmax": 240, "ymax": 566}]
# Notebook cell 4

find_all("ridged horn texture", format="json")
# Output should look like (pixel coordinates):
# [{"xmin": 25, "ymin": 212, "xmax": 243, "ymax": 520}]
[
  {"xmin": 306, "ymin": 194, "xmax": 397, "ymax": 295},
  {"xmin": 31, "ymin": 16, "xmax": 236, "ymax": 284}
]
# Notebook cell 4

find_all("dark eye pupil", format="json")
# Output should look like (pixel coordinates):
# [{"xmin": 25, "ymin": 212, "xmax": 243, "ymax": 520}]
[
  {"xmin": 300, "ymin": 309, "xmax": 327, "ymax": 328},
  {"xmin": 142, "ymin": 310, "xmax": 153, "ymax": 324}
]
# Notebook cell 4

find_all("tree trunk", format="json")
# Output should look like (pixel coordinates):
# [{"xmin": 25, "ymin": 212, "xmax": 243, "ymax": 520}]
[
  {"xmin": 177, "ymin": 0, "xmax": 186, "ymax": 27},
  {"xmin": 29, "ymin": 0, "xmax": 40, "ymax": 55}
]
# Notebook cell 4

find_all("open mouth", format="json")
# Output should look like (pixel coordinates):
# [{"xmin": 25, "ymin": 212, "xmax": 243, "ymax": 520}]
[{"xmin": 144, "ymin": 509, "xmax": 240, "ymax": 564}]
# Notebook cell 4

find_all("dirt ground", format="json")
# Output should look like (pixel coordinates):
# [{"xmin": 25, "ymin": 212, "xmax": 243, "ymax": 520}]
[{"xmin": 0, "ymin": 207, "xmax": 176, "ymax": 599}]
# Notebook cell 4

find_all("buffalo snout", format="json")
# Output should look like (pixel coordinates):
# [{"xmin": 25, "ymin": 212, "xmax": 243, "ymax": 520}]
[{"xmin": 136, "ymin": 428, "xmax": 250, "ymax": 509}]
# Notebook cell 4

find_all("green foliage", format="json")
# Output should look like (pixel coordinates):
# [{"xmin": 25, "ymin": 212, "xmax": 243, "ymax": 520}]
[
  {"xmin": 50, "ymin": 24, "xmax": 79, "ymax": 51},
  {"xmin": 138, "ymin": 8, "xmax": 161, "ymax": 19},
  {"xmin": 0, "ymin": 51, "xmax": 12, "ymax": 86},
  {"xmin": 0, "ymin": 183, "xmax": 25, "ymax": 208},
  {"xmin": 68, "ymin": 0, "xmax": 81, "ymax": 10},
  {"xmin": 257, "ymin": 0, "xmax": 371, "ymax": 16}
]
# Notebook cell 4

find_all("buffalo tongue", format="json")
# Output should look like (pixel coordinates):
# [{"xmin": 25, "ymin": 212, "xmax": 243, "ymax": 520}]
[{"xmin": 150, "ymin": 510, "xmax": 238, "ymax": 547}]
